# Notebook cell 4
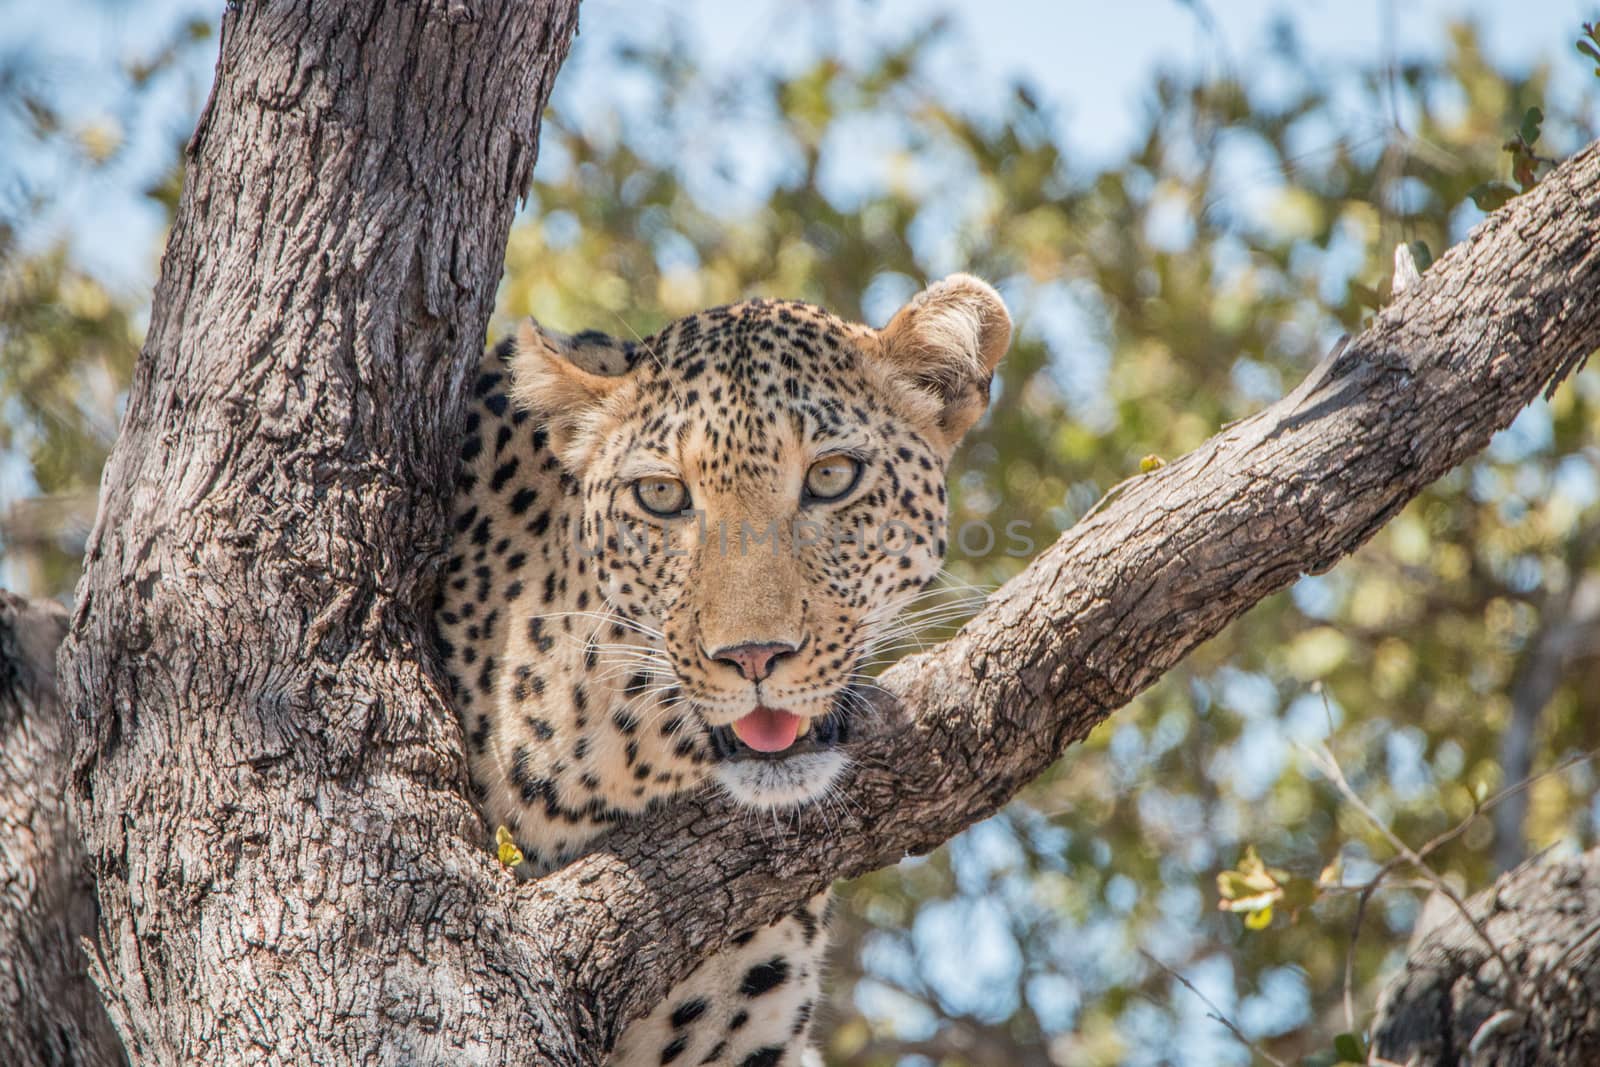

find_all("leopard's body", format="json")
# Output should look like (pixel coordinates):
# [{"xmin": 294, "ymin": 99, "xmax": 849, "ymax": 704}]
[{"xmin": 434, "ymin": 278, "xmax": 1009, "ymax": 1066}]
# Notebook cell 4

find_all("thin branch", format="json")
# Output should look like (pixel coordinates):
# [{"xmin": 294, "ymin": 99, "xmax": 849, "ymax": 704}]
[
  {"xmin": 1324, "ymin": 742, "xmax": 1600, "ymax": 1030},
  {"xmin": 1139, "ymin": 949, "xmax": 1289, "ymax": 1067},
  {"xmin": 1305, "ymin": 743, "xmax": 1523, "ymax": 1009}
]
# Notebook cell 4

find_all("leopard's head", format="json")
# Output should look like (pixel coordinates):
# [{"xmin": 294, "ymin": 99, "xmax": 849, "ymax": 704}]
[{"xmin": 512, "ymin": 277, "xmax": 1010, "ymax": 808}]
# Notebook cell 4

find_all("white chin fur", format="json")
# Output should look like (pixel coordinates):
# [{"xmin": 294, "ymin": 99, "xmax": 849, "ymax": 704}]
[{"xmin": 712, "ymin": 751, "xmax": 848, "ymax": 810}]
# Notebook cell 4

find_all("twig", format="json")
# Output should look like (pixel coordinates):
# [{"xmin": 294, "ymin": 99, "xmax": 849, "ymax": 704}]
[
  {"xmin": 1308, "ymin": 672, "xmax": 1597, "ymax": 1031},
  {"xmin": 1138, "ymin": 948, "xmax": 1289, "ymax": 1067},
  {"xmin": 1303, "ymin": 743, "xmax": 1524, "ymax": 1011}
]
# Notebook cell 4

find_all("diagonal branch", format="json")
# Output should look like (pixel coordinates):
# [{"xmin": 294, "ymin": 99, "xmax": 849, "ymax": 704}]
[{"xmin": 544, "ymin": 138, "xmax": 1600, "ymax": 1035}]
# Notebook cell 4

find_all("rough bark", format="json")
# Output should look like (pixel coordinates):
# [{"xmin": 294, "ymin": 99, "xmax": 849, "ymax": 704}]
[
  {"xmin": 1372, "ymin": 847, "xmax": 1600, "ymax": 1066},
  {"xmin": 1, "ymin": 592, "xmax": 123, "ymax": 1067},
  {"xmin": 58, "ymin": 2, "xmax": 592, "ymax": 1063},
  {"xmin": 39, "ymin": 0, "xmax": 1600, "ymax": 1060}
]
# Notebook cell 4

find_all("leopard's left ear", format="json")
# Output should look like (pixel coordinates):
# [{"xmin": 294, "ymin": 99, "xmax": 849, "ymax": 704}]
[
  {"xmin": 509, "ymin": 319, "xmax": 632, "ymax": 469},
  {"xmin": 875, "ymin": 274, "xmax": 1011, "ymax": 448}
]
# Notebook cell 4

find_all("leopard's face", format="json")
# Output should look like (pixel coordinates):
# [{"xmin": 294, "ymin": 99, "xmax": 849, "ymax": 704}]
[{"xmin": 513, "ymin": 280, "xmax": 1009, "ymax": 809}]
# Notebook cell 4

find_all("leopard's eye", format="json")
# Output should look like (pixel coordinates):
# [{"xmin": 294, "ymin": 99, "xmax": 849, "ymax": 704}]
[
  {"xmin": 634, "ymin": 476, "xmax": 689, "ymax": 517},
  {"xmin": 803, "ymin": 455, "xmax": 862, "ymax": 503}
]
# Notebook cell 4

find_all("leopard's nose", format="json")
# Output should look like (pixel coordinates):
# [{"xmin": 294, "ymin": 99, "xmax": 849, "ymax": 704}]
[{"xmin": 709, "ymin": 641, "xmax": 798, "ymax": 682}]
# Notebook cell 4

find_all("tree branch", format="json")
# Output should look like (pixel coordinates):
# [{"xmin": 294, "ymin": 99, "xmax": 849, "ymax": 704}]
[
  {"xmin": 546, "ymin": 139, "xmax": 1600, "ymax": 1035},
  {"xmin": 1372, "ymin": 846, "xmax": 1600, "ymax": 1065}
]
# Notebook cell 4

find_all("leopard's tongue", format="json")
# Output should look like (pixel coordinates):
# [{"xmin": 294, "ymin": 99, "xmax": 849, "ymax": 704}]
[{"xmin": 730, "ymin": 706, "xmax": 802, "ymax": 753}]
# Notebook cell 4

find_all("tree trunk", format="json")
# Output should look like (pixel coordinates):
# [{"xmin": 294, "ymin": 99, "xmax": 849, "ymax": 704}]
[
  {"xmin": 57, "ymin": 2, "xmax": 596, "ymax": 1062},
  {"xmin": 28, "ymin": 0, "xmax": 1600, "ymax": 1060},
  {"xmin": 1372, "ymin": 847, "xmax": 1600, "ymax": 1066},
  {"xmin": 1, "ymin": 592, "xmax": 124, "ymax": 1067}
]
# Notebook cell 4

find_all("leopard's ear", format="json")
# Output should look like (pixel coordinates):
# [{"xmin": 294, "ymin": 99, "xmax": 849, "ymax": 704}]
[
  {"xmin": 509, "ymin": 320, "xmax": 633, "ymax": 469},
  {"xmin": 874, "ymin": 274, "xmax": 1011, "ymax": 448}
]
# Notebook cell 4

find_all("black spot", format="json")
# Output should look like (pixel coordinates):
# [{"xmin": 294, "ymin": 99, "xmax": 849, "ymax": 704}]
[
  {"xmin": 698, "ymin": 1042, "xmax": 726, "ymax": 1064},
  {"xmin": 738, "ymin": 1047, "xmax": 783, "ymax": 1067},
  {"xmin": 510, "ymin": 487, "xmax": 538, "ymax": 514},
  {"xmin": 490, "ymin": 459, "xmax": 519, "ymax": 493},
  {"xmin": 658, "ymin": 1035, "xmax": 687, "ymax": 1064},
  {"xmin": 739, "ymin": 957, "xmax": 789, "ymax": 997},
  {"xmin": 670, "ymin": 998, "xmax": 709, "ymax": 1028},
  {"xmin": 727, "ymin": 1011, "xmax": 749, "ymax": 1032}
]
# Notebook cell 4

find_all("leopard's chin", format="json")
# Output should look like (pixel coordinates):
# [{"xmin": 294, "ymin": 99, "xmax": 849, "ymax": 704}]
[
  {"xmin": 704, "ymin": 694, "xmax": 855, "ymax": 809},
  {"xmin": 712, "ymin": 750, "xmax": 849, "ymax": 810}
]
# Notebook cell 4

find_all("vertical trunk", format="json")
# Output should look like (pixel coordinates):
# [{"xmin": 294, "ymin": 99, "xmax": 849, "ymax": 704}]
[{"xmin": 56, "ymin": 3, "xmax": 585, "ymax": 1061}]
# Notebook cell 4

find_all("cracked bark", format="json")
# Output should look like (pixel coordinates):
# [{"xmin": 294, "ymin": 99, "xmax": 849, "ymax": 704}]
[
  {"xmin": 1, "ymin": 592, "xmax": 124, "ymax": 1067},
  {"xmin": 17, "ymin": 0, "xmax": 1600, "ymax": 1060},
  {"xmin": 1372, "ymin": 847, "xmax": 1600, "ymax": 1065}
]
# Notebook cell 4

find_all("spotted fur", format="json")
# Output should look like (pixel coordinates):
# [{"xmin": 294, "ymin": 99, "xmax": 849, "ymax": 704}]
[{"xmin": 434, "ymin": 276, "xmax": 1010, "ymax": 1065}]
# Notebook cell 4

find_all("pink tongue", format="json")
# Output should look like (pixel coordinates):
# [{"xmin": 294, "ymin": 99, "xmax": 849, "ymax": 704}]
[{"xmin": 731, "ymin": 706, "xmax": 802, "ymax": 753}]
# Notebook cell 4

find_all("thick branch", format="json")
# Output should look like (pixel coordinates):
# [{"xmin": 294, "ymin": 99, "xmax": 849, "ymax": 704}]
[
  {"xmin": 1, "ymin": 592, "xmax": 123, "ymax": 1067},
  {"xmin": 546, "ymin": 141, "xmax": 1600, "ymax": 1031},
  {"xmin": 1371, "ymin": 847, "xmax": 1600, "ymax": 1065}
]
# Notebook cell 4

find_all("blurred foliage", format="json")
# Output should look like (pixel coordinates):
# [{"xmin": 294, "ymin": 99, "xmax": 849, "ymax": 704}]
[
  {"xmin": 0, "ymin": 6, "xmax": 207, "ymax": 591},
  {"xmin": 4, "ymin": 3, "xmax": 1600, "ymax": 1065}
]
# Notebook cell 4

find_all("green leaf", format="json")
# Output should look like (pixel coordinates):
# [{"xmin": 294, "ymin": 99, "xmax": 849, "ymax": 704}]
[
  {"xmin": 1468, "ymin": 181, "xmax": 1516, "ymax": 212},
  {"xmin": 1519, "ymin": 105, "xmax": 1544, "ymax": 146},
  {"xmin": 1333, "ymin": 1033, "xmax": 1365, "ymax": 1061},
  {"xmin": 1406, "ymin": 240, "xmax": 1433, "ymax": 272}
]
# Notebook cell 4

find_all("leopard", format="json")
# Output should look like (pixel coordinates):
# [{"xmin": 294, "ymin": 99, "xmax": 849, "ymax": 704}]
[{"xmin": 433, "ymin": 275, "xmax": 1010, "ymax": 1066}]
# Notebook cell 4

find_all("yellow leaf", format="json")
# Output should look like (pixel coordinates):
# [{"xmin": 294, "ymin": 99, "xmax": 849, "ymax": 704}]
[
  {"xmin": 1245, "ymin": 906, "xmax": 1273, "ymax": 930},
  {"xmin": 1139, "ymin": 453, "xmax": 1166, "ymax": 473},
  {"xmin": 495, "ymin": 825, "xmax": 525, "ymax": 869}
]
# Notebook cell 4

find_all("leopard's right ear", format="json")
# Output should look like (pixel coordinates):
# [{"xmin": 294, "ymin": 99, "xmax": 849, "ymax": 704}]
[{"xmin": 509, "ymin": 320, "xmax": 632, "ymax": 469}]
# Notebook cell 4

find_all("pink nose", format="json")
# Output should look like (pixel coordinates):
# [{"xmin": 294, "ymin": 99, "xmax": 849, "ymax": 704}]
[{"xmin": 710, "ymin": 641, "xmax": 798, "ymax": 682}]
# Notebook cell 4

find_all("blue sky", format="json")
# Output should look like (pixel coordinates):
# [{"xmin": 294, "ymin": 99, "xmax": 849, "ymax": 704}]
[{"xmin": 4, "ymin": 0, "xmax": 1596, "ymax": 291}]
